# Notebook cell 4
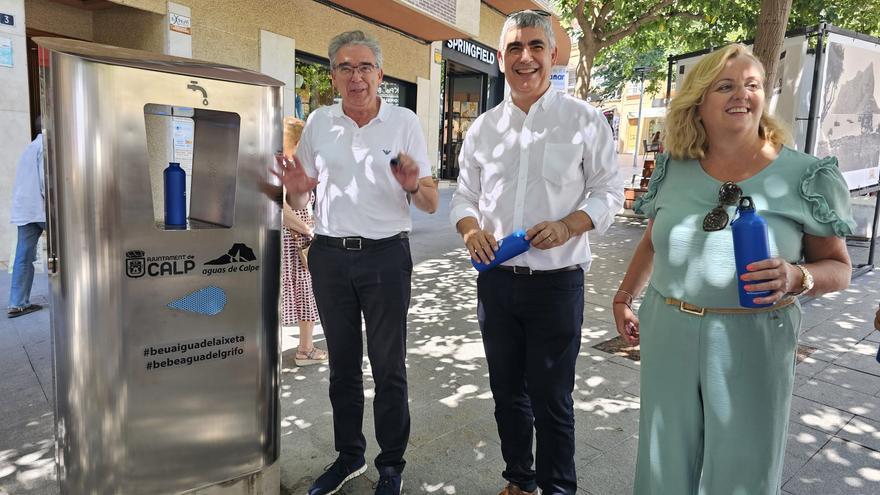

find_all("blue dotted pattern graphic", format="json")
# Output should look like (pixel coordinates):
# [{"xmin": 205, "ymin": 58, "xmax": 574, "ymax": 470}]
[{"xmin": 167, "ymin": 286, "xmax": 227, "ymax": 316}]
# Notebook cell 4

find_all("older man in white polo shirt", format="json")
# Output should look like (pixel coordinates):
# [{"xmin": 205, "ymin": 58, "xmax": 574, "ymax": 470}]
[
  {"xmin": 276, "ymin": 30, "xmax": 438, "ymax": 495},
  {"xmin": 450, "ymin": 10, "xmax": 622, "ymax": 495}
]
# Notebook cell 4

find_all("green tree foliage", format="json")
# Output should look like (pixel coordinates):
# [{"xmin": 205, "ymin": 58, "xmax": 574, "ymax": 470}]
[
  {"xmin": 295, "ymin": 63, "xmax": 334, "ymax": 117},
  {"xmin": 554, "ymin": 0, "xmax": 880, "ymax": 102},
  {"xmin": 789, "ymin": 0, "xmax": 880, "ymax": 35}
]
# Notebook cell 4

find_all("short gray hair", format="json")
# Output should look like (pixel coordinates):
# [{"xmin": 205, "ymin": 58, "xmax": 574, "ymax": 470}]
[
  {"xmin": 499, "ymin": 10, "xmax": 556, "ymax": 52},
  {"xmin": 328, "ymin": 30, "xmax": 383, "ymax": 68}
]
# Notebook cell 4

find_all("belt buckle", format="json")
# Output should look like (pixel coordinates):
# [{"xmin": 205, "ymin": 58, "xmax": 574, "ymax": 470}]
[
  {"xmin": 513, "ymin": 266, "xmax": 533, "ymax": 275},
  {"xmin": 342, "ymin": 237, "xmax": 362, "ymax": 250},
  {"xmin": 679, "ymin": 301, "xmax": 706, "ymax": 316}
]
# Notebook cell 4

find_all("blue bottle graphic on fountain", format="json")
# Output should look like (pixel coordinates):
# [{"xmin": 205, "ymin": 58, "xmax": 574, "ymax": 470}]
[{"xmin": 731, "ymin": 196, "xmax": 773, "ymax": 308}]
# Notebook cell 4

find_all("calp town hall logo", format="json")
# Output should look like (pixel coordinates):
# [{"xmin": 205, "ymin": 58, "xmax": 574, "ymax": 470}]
[
  {"xmin": 125, "ymin": 250, "xmax": 196, "ymax": 278},
  {"xmin": 126, "ymin": 250, "xmax": 147, "ymax": 278}
]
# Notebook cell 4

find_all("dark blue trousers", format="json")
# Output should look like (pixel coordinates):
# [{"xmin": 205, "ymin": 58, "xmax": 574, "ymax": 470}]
[
  {"xmin": 477, "ymin": 268, "xmax": 584, "ymax": 495},
  {"xmin": 308, "ymin": 237, "xmax": 412, "ymax": 475}
]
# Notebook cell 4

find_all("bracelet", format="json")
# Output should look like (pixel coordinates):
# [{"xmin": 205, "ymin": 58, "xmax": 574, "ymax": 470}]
[
  {"xmin": 406, "ymin": 183, "xmax": 420, "ymax": 195},
  {"xmin": 613, "ymin": 300, "xmax": 632, "ymax": 310},
  {"xmin": 615, "ymin": 288, "xmax": 635, "ymax": 303}
]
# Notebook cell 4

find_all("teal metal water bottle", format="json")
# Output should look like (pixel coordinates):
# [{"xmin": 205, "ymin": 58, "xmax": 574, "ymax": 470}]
[
  {"xmin": 472, "ymin": 230, "xmax": 531, "ymax": 272},
  {"xmin": 164, "ymin": 162, "xmax": 186, "ymax": 228},
  {"xmin": 731, "ymin": 196, "xmax": 772, "ymax": 308}
]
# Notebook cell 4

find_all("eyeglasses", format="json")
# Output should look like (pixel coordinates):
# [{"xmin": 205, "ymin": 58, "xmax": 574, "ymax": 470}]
[
  {"xmin": 333, "ymin": 63, "xmax": 377, "ymax": 77},
  {"xmin": 702, "ymin": 181, "xmax": 743, "ymax": 231},
  {"xmin": 509, "ymin": 9, "xmax": 551, "ymax": 17}
]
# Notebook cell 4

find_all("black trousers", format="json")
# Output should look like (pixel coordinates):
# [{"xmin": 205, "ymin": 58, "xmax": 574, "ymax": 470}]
[
  {"xmin": 309, "ymin": 236, "xmax": 412, "ymax": 475},
  {"xmin": 477, "ymin": 267, "xmax": 584, "ymax": 495}
]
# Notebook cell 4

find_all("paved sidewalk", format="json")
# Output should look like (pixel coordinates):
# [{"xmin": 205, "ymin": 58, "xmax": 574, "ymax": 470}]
[{"xmin": 1, "ymin": 191, "xmax": 879, "ymax": 494}]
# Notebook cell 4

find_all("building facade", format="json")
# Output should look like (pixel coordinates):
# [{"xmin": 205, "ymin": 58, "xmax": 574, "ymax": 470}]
[{"xmin": 0, "ymin": 0, "xmax": 571, "ymax": 262}]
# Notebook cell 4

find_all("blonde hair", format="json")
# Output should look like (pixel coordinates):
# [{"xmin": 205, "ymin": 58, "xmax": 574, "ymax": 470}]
[
  {"xmin": 283, "ymin": 117, "xmax": 305, "ymax": 158},
  {"xmin": 664, "ymin": 43, "xmax": 792, "ymax": 160}
]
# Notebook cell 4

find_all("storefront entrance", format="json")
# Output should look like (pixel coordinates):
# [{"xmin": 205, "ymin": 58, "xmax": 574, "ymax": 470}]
[
  {"xmin": 440, "ymin": 63, "xmax": 487, "ymax": 179},
  {"xmin": 438, "ymin": 39, "xmax": 503, "ymax": 180}
]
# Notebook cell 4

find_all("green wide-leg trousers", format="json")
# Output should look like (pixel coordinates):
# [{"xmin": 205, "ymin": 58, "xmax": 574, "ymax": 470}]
[{"xmin": 634, "ymin": 286, "xmax": 801, "ymax": 495}]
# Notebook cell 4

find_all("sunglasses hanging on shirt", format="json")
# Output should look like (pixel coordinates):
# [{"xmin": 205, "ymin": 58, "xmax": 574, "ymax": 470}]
[{"xmin": 702, "ymin": 181, "xmax": 743, "ymax": 232}]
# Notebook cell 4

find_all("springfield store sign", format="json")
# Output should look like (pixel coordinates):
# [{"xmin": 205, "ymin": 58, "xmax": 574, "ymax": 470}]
[{"xmin": 446, "ymin": 39, "xmax": 496, "ymax": 66}]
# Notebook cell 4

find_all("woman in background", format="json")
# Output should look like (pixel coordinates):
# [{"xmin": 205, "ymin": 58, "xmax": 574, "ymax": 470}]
[{"xmin": 281, "ymin": 116, "xmax": 326, "ymax": 366}]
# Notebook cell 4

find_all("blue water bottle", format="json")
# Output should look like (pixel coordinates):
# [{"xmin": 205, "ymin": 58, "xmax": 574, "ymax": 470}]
[
  {"xmin": 472, "ymin": 230, "xmax": 531, "ymax": 272},
  {"xmin": 164, "ymin": 162, "xmax": 186, "ymax": 228},
  {"xmin": 731, "ymin": 196, "xmax": 772, "ymax": 308}
]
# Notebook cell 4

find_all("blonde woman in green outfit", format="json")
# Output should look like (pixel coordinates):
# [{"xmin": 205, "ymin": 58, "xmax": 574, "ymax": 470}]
[{"xmin": 613, "ymin": 43, "xmax": 856, "ymax": 494}]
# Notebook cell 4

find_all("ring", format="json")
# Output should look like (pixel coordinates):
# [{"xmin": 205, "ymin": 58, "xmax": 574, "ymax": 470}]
[{"xmin": 547, "ymin": 236, "xmax": 553, "ymax": 242}]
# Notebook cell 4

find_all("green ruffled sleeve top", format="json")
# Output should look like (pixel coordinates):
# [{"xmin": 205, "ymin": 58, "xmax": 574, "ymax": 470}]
[{"xmin": 633, "ymin": 146, "xmax": 856, "ymax": 308}]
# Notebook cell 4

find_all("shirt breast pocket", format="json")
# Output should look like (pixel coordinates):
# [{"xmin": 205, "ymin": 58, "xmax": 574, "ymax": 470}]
[{"xmin": 542, "ymin": 143, "xmax": 583, "ymax": 186}]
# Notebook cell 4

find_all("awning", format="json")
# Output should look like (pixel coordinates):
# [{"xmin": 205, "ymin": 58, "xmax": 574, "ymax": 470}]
[
  {"xmin": 329, "ymin": 0, "xmax": 472, "ymax": 41},
  {"xmin": 627, "ymin": 107, "xmax": 666, "ymax": 119}
]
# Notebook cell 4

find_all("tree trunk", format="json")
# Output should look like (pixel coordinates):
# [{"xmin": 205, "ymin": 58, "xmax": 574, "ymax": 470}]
[
  {"xmin": 575, "ymin": 36, "xmax": 599, "ymax": 100},
  {"xmin": 753, "ymin": 0, "xmax": 793, "ymax": 96}
]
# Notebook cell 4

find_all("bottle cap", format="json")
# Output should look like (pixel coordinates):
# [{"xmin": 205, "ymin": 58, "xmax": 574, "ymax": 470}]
[{"xmin": 737, "ymin": 196, "xmax": 756, "ymax": 212}]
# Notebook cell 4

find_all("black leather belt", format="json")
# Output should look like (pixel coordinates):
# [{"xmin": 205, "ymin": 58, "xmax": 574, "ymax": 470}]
[
  {"xmin": 497, "ymin": 265, "xmax": 581, "ymax": 275},
  {"xmin": 313, "ymin": 232, "xmax": 408, "ymax": 251}
]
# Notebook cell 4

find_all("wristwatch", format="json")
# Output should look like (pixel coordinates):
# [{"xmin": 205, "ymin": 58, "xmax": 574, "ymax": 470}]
[{"xmin": 790, "ymin": 264, "xmax": 814, "ymax": 296}]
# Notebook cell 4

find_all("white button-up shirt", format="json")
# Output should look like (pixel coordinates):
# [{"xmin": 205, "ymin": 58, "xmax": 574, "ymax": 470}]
[
  {"xmin": 450, "ymin": 89, "xmax": 622, "ymax": 271},
  {"xmin": 10, "ymin": 133, "xmax": 46, "ymax": 226},
  {"xmin": 297, "ymin": 100, "xmax": 431, "ymax": 239}
]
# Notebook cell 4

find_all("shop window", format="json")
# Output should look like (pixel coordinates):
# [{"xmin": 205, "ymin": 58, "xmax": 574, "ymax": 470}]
[
  {"xmin": 295, "ymin": 53, "xmax": 417, "ymax": 120},
  {"xmin": 295, "ymin": 61, "xmax": 335, "ymax": 121}
]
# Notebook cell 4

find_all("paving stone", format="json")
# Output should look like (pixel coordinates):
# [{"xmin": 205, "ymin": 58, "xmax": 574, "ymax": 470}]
[
  {"xmin": 584, "ymin": 301, "xmax": 615, "ymax": 326},
  {"xmin": 0, "ymin": 424, "xmax": 56, "ymax": 495},
  {"xmin": 801, "ymin": 318, "xmax": 874, "ymax": 354},
  {"xmin": 839, "ymin": 416, "xmax": 880, "ymax": 452},
  {"xmin": 782, "ymin": 438, "xmax": 880, "ymax": 495},
  {"xmin": 578, "ymin": 435, "xmax": 638, "ymax": 495},
  {"xmin": 574, "ymin": 361, "xmax": 640, "ymax": 398},
  {"xmin": 801, "ymin": 346, "xmax": 846, "ymax": 363},
  {"xmin": 834, "ymin": 344, "xmax": 880, "ymax": 377},
  {"xmin": 573, "ymin": 393, "xmax": 640, "ymax": 453},
  {"xmin": 606, "ymin": 354, "xmax": 641, "ymax": 372},
  {"xmin": 814, "ymin": 364, "xmax": 880, "ymax": 397},
  {"xmin": 578, "ymin": 319, "xmax": 620, "ymax": 349},
  {"xmin": 795, "ymin": 379, "xmax": 880, "ymax": 422},
  {"xmin": 408, "ymin": 393, "xmax": 495, "ymax": 448},
  {"xmin": 789, "ymin": 396, "xmax": 853, "ymax": 435},
  {"xmin": 405, "ymin": 427, "xmax": 503, "ymax": 492},
  {"xmin": 3, "ymin": 212, "xmax": 880, "ymax": 495},
  {"xmin": 794, "ymin": 355, "xmax": 832, "ymax": 391},
  {"xmin": 781, "ymin": 422, "xmax": 833, "ymax": 484},
  {"xmin": 854, "ymin": 338, "xmax": 879, "ymax": 353},
  {"xmin": 796, "ymin": 355, "xmax": 832, "ymax": 379}
]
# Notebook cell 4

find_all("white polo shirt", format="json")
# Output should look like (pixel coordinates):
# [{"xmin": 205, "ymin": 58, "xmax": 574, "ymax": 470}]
[
  {"xmin": 450, "ymin": 89, "xmax": 623, "ymax": 271},
  {"xmin": 296, "ymin": 100, "xmax": 431, "ymax": 239}
]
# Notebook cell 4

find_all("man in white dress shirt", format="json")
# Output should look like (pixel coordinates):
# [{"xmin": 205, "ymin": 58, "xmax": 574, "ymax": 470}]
[
  {"xmin": 276, "ymin": 31, "xmax": 438, "ymax": 495},
  {"xmin": 450, "ymin": 10, "xmax": 623, "ymax": 495}
]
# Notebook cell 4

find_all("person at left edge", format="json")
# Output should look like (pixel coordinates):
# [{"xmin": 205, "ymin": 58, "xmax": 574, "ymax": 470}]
[
  {"xmin": 274, "ymin": 30, "xmax": 438, "ymax": 495},
  {"xmin": 450, "ymin": 10, "xmax": 623, "ymax": 495},
  {"xmin": 8, "ymin": 115, "xmax": 46, "ymax": 319}
]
